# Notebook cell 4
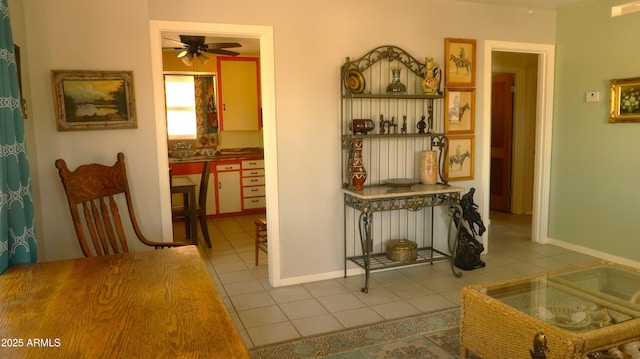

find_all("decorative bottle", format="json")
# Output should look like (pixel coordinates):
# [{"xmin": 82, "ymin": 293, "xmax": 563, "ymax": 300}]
[
  {"xmin": 386, "ymin": 68, "xmax": 406, "ymax": 94},
  {"xmin": 349, "ymin": 138, "xmax": 367, "ymax": 190}
]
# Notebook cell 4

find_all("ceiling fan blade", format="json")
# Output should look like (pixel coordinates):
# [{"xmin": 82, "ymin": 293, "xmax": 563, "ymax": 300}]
[
  {"xmin": 204, "ymin": 42, "xmax": 242, "ymax": 49},
  {"xmin": 206, "ymin": 49, "xmax": 240, "ymax": 56},
  {"xmin": 163, "ymin": 37, "xmax": 187, "ymax": 46}
]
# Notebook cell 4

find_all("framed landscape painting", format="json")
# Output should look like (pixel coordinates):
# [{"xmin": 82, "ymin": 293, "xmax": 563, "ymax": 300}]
[
  {"xmin": 444, "ymin": 38, "xmax": 476, "ymax": 87},
  {"xmin": 52, "ymin": 70, "xmax": 137, "ymax": 131},
  {"xmin": 445, "ymin": 135, "xmax": 474, "ymax": 181}
]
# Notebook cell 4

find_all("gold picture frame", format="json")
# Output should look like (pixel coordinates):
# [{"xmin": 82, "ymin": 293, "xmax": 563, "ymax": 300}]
[
  {"xmin": 52, "ymin": 70, "xmax": 137, "ymax": 131},
  {"xmin": 445, "ymin": 135, "xmax": 474, "ymax": 181},
  {"xmin": 444, "ymin": 88, "xmax": 475, "ymax": 134},
  {"xmin": 609, "ymin": 77, "xmax": 640, "ymax": 123},
  {"xmin": 444, "ymin": 38, "xmax": 476, "ymax": 87}
]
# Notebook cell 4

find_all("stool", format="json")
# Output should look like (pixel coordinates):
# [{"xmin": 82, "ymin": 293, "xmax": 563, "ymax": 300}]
[{"xmin": 254, "ymin": 217, "xmax": 268, "ymax": 266}]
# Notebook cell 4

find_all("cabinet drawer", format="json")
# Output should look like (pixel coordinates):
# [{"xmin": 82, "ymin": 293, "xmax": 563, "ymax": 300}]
[
  {"xmin": 242, "ymin": 177, "xmax": 265, "ymax": 186},
  {"xmin": 216, "ymin": 163, "xmax": 241, "ymax": 171},
  {"xmin": 244, "ymin": 197, "xmax": 266, "ymax": 209},
  {"xmin": 242, "ymin": 169, "xmax": 265, "ymax": 177},
  {"xmin": 242, "ymin": 159, "xmax": 264, "ymax": 169},
  {"xmin": 243, "ymin": 186, "xmax": 265, "ymax": 197}
]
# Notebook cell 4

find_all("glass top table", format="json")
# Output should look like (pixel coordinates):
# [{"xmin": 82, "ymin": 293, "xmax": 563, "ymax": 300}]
[
  {"xmin": 480, "ymin": 263, "xmax": 640, "ymax": 331},
  {"xmin": 460, "ymin": 261, "xmax": 640, "ymax": 358}
]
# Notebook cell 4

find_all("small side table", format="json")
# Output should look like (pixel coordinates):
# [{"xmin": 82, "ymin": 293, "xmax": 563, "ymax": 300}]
[{"xmin": 171, "ymin": 176, "xmax": 198, "ymax": 245}]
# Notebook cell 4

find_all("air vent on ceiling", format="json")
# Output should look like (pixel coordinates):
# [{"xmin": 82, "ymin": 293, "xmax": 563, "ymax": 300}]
[{"xmin": 611, "ymin": 0, "xmax": 640, "ymax": 17}]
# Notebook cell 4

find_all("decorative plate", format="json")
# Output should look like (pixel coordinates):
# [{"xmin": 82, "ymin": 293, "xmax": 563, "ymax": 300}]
[
  {"xmin": 384, "ymin": 178, "xmax": 420, "ymax": 187},
  {"xmin": 345, "ymin": 69, "xmax": 365, "ymax": 94}
]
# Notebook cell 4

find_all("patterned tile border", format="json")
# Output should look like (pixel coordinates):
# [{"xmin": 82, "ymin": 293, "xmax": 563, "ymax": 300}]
[{"xmin": 250, "ymin": 307, "xmax": 461, "ymax": 358}]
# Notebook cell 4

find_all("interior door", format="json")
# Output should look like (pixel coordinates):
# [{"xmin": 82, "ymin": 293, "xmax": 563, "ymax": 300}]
[{"xmin": 490, "ymin": 73, "xmax": 514, "ymax": 212}]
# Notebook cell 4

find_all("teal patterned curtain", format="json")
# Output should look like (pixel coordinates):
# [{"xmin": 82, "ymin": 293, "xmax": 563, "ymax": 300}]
[{"xmin": 0, "ymin": 0, "xmax": 37, "ymax": 274}]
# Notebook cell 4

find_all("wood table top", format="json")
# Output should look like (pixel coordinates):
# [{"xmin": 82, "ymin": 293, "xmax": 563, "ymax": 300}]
[{"xmin": 0, "ymin": 246, "xmax": 249, "ymax": 358}]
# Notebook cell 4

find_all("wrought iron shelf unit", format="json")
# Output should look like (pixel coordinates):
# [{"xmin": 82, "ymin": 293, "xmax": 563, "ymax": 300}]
[
  {"xmin": 349, "ymin": 248, "xmax": 450, "ymax": 272},
  {"xmin": 342, "ymin": 132, "xmax": 444, "ymax": 140},
  {"xmin": 341, "ymin": 45, "xmax": 464, "ymax": 293},
  {"xmin": 343, "ymin": 94, "xmax": 444, "ymax": 100}
]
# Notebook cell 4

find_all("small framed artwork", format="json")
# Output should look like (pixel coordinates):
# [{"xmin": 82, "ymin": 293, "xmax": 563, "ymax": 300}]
[
  {"xmin": 445, "ymin": 88, "xmax": 475, "ymax": 134},
  {"xmin": 610, "ymin": 77, "xmax": 640, "ymax": 123},
  {"xmin": 444, "ymin": 38, "xmax": 476, "ymax": 87},
  {"xmin": 445, "ymin": 135, "xmax": 474, "ymax": 181},
  {"xmin": 51, "ymin": 70, "xmax": 137, "ymax": 131}
]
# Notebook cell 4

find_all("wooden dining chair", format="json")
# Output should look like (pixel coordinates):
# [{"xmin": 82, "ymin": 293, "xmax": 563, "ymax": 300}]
[
  {"xmin": 55, "ymin": 152, "xmax": 190, "ymax": 257},
  {"xmin": 254, "ymin": 217, "xmax": 267, "ymax": 266},
  {"xmin": 171, "ymin": 161, "xmax": 212, "ymax": 247}
]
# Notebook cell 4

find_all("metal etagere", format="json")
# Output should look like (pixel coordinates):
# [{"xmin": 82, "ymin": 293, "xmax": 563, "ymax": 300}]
[
  {"xmin": 340, "ymin": 45, "xmax": 464, "ymax": 293},
  {"xmin": 340, "ymin": 46, "xmax": 449, "ymax": 188}
]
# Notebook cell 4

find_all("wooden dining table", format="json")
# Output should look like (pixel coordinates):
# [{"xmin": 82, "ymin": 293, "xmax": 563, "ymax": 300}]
[{"xmin": 0, "ymin": 246, "xmax": 249, "ymax": 358}]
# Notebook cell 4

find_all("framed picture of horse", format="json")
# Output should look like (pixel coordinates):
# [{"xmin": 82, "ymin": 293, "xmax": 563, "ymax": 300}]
[
  {"xmin": 445, "ymin": 88, "xmax": 475, "ymax": 134},
  {"xmin": 445, "ymin": 135, "xmax": 474, "ymax": 181},
  {"xmin": 444, "ymin": 38, "xmax": 476, "ymax": 87}
]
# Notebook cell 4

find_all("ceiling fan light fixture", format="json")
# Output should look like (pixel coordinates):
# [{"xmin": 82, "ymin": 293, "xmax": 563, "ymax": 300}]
[
  {"xmin": 177, "ymin": 50, "xmax": 189, "ymax": 59},
  {"xmin": 196, "ymin": 52, "xmax": 209, "ymax": 65},
  {"xmin": 180, "ymin": 54, "xmax": 193, "ymax": 66}
]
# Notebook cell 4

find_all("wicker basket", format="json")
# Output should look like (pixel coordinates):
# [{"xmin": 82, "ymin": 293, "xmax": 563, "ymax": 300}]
[{"xmin": 386, "ymin": 239, "xmax": 417, "ymax": 262}]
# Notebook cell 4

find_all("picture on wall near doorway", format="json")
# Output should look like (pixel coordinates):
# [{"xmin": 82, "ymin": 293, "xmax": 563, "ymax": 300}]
[
  {"xmin": 445, "ymin": 88, "xmax": 475, "ymax": 134},
  {"xmin": 444, "ymin": 38, "xmax": 476, "ymax": 87},
  {"xmin": 609, "ymin": 77, "xmax": 640, "ymax": 123},
  {"xmin": 445, "ymin": 135, "xmax": 474, "ymax": 181},
  {"xmin": 51, "ymin": 70, "xmax": 137, "ymax": 131}
]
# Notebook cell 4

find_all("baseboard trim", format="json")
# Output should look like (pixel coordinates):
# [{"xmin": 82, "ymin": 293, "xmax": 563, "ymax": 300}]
[{"xmin": 547, "ymin": 237, "xmax": 640, "ymax": 268}]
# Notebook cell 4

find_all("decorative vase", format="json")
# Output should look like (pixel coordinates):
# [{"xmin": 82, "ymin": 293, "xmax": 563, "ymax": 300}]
[
  {"xmin": 386, "ymin": 68, "xmax": 406, "ymax": 94},
  {"xmin": 419, "ymin": 150, "xmax": 438, "ymax": 185},
  {"xmin": 349, "ymin": 138, "xmax": 367, "ymax": 190},
  {"xmin": 421, "ymin": 57, "xmax": 441, "ymax": 95}
]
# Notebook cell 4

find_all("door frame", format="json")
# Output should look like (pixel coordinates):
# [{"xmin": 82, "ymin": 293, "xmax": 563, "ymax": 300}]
[
  {"xmin": 481, "ymin": 41, "xmax": 555, "ymax": 244},
  {"xmin": 149, "ymin": 20, "xmax": 282, "ymax": 286}
]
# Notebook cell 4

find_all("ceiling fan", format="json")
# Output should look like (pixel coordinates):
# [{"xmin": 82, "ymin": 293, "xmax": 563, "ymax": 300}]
[{"xmin": 164, "ymin": 35, "xmax": 242, "ymax": 66}]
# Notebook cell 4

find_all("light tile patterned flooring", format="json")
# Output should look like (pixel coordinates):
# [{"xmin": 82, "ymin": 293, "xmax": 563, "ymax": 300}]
[{"xmin": 173, "ymin": 211, "xmax": 598, "ymax": 349}]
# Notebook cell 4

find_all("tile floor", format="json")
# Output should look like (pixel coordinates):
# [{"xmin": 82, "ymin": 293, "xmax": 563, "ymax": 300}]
[{"xmin": 173, "ymin": 211, "xmax": 598, "ymax": 349}]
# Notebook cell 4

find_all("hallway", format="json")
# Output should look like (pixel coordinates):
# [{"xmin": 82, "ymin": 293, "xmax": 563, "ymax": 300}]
[{"xmin": 173, "ymin": 211, "xmax": 598, "ymax": 348}]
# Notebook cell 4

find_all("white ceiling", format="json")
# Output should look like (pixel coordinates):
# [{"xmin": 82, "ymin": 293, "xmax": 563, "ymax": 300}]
[
  {"xmin": 449, "ymin": 0, "xmax": 586, "ymax": 11},
  {"xmin": 161, "ymin": 1, "xmax": 585, "ymax": 56}
]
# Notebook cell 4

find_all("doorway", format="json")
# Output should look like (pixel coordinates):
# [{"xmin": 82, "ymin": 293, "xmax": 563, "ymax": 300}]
[
  {"xmin": 149, "ymin": 20, "xmax": 282, "ymax": 287},
  {"xmin": 490, "ymin": 52, "xmax": 538, "ymax": 215},
  {"xmin": 481, "ymin": 41, "xmax": 556, "ymax": 246}
]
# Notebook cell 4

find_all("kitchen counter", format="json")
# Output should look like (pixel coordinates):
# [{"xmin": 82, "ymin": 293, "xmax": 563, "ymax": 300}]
[
  {"xmin": 168, "ymin": 148, "xmax": 264, "ymax": 163},
  {"xmin": 169, "ymin": 149, "xmax": 266, "ymax": 216}
]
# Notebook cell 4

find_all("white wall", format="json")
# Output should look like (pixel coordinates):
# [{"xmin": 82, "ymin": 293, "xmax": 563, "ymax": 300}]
[
  {"xmin": 18, "ymin": 0, "xmax": 556, "ymax": 284},
  {"xmin": 21, "ymin": 0, "xmax": 162, "ymax": 260}
]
